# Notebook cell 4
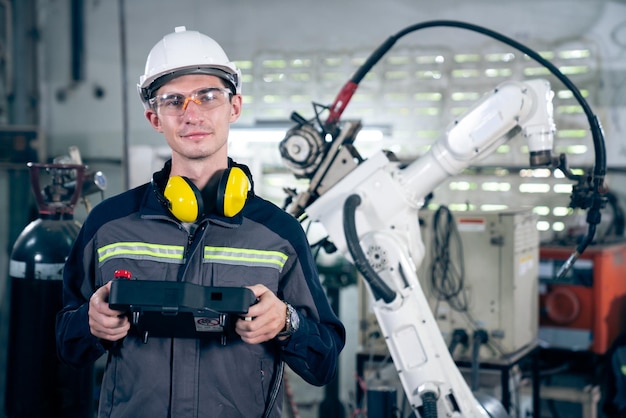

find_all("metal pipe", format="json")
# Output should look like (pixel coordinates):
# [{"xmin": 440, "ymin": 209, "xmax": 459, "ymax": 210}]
[
  {"xmin": 70, "ymin": 0, "xmax": 84, "ymax": 82},
  {"xmin": 0, "ymin": 0, "xmax": 13, "ymax": 97},
  {"xmin": 117, "ymin": 0, "xmax": 129, "ymax": 190}
]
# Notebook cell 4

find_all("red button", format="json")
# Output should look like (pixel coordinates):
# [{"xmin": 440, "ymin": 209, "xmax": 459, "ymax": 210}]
[{"xmin": 114, "ymin": 269, "xmax": 132, "ymax": 279}]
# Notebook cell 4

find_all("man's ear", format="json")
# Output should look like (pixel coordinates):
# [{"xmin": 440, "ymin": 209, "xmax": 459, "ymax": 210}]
[
  {"xmin": 145, "ymin": 109, "xmax": 163, "ymax": 132},
  {"xmin": 229, "ymin": 94, "xmax": 243, "ymax": 123}
]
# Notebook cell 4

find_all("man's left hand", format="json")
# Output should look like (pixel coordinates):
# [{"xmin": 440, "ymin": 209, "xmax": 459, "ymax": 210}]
[{"xmin": 235, "ymin": 284, "xmax": 287, "ymax": 344}]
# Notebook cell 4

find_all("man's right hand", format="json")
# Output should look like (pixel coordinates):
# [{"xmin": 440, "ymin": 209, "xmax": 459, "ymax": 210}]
[{"xmin": 89, "ymin": 281, "xmax": 130, "ymax": 341}]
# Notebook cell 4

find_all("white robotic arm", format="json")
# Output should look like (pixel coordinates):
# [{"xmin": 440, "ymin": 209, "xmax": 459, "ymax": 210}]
[
  {"xmin": 401, "ymin": 79, "xmax": 555, "ymax": 207},
  {"xmin": 280, "ymin": 78, "xmax": 555, "ymax": 417}
]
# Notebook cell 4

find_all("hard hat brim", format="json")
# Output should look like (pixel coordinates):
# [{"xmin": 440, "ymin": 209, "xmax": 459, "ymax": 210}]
[{"xmin": 139, "ymin": 67, "xmax": 238, "ymax": 102}]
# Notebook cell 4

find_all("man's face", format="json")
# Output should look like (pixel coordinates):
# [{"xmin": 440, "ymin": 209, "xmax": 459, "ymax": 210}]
[{"xmin": 145, "ymin": 74, "xmax": 242, "ymax": 163}]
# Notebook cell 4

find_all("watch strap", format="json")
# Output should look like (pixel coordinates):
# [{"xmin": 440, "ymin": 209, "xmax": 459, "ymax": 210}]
[{"xmin": 277, "ymin": 302, "xmax": 296, "ymax": 337}]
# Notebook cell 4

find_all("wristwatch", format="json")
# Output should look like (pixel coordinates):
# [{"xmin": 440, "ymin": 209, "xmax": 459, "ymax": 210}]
[{"xmin": 277, "ymin": 302, "xmax": 300, "ymax": 338}]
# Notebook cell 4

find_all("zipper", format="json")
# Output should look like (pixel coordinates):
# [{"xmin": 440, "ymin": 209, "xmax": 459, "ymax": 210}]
[{"xmin": 178, "ymin": 222, "xmax": 208, "ymax": 282}]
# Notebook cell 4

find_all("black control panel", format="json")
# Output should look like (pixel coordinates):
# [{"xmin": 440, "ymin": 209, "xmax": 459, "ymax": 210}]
[{"xmin": 109, "ymin": 279, "xmax": 257, "ymax": 343}]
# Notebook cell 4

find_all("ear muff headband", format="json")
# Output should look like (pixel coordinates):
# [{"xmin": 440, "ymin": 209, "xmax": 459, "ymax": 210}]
[
  {"xmin": 218, "ymin": 166, "xmax": 249, "ymax": 217},
  {"xmin": 163, "ymin": 176, "xmax": 203, "ymax": 223}
]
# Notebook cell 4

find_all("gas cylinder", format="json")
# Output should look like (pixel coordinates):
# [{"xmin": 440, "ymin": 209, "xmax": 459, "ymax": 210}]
[{"xmin": 5, "ymin": 163, "xmax": 93, "ymax": 418}]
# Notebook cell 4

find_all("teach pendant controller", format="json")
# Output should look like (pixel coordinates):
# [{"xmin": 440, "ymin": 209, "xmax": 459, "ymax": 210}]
[{"xmin": 108, "ymin": 269, "xmax": 257, "ymax": 344}]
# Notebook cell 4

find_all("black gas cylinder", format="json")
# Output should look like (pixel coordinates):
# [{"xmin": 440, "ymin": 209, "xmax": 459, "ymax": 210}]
[{"xmin": 5, "ymin": 163, "xmax": 94, "ymax": 418}]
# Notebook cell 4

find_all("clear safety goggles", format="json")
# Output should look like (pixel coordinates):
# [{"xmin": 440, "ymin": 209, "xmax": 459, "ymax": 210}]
[{"xmin": 150, "ymin": 87, "xmax": 233, "ymax": 116}]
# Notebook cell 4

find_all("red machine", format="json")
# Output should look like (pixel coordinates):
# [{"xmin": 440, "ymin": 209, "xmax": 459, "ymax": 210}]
[{"xmin": 539, "ymin": 243, "xmax": 626, "ymax": 354}]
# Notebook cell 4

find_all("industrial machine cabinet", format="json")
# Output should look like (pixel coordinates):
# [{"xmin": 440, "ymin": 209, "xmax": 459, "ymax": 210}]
[
  {"xmin": 539, "ymin": 242, "xmax": 626, "ymax": 354},
  {"xmin": 358, "ymin": 208, "xmax": 540, "ymax": 361}
]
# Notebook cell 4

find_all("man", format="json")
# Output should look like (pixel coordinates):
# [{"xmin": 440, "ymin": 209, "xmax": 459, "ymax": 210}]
[{"xmin": 56, "ymin": 26, "xmax": 346, "ymax": 418}]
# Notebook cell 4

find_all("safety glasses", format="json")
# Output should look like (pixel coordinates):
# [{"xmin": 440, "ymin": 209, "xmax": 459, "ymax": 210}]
[{"xmin": 150, "ymin": 87, "xmax": 233, "ymax": 116}]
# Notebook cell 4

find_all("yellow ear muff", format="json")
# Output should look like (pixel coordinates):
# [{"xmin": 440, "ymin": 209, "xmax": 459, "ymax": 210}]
[
  {"xmin": 160, "ymin": 168, "xmax": 248, "ymax": 222},
  {"xmin": 217, "ymin": 166, "xmax": 249, "ymax": 217},
  {"xmin": 163, "ymin": 176, "xmax": 203, "ymax": 223}
]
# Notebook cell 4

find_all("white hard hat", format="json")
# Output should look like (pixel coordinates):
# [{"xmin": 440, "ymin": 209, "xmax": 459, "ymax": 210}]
[{"xmin": 137, "ymin": 26, "xmax": 242, "ymax": 105}]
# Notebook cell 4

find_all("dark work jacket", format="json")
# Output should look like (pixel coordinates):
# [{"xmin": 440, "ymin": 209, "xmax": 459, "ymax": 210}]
[{"xmin": 55, "ymin": 161, "xmax": 346, "ymax": 418}]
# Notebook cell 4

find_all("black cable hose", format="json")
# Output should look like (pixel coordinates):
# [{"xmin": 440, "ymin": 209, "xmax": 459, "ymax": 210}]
[
  {"xmin": 603, "ymin": 191, "xmax": 625, "ymax": 238},
  {"xmin": 262, "ymin": 360, "xmax": 285, "ymax": 418},
  {"xmin": 429, "ymin": 206, "xmax": 468, "ymax": 312},
  {"xmin": 448, "ymin": 338, "xmax": 460, "ymax": 357},
  {"xmin": 448, "ymin": 329, "xmax": 469, "ymax": 356},
  {"xmin": 471, "ymin": 330, "xmax": 489, "ymax": 391},
  {"xmin": 343, "ymin": 194, "xmax": 396, "ymax": 303},
  {"xmin": 421, "ymin": 391, "xmax": 438, "ymax": 418},
  {"xmin": 348, "ymin": 20, "xmax": 605, "ymax": 178}
]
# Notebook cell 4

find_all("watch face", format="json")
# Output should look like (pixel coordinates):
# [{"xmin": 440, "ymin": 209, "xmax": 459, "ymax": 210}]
[{"xmin": 290, "ymin": 308, "xmax": 300, "ymax": 331}]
